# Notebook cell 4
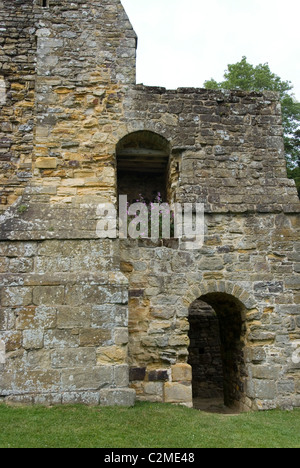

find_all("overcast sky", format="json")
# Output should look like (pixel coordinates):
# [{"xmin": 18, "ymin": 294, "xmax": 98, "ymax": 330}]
[{"xmin": 121, "ymin": 0, "xmax": 300, "ymax": 100}]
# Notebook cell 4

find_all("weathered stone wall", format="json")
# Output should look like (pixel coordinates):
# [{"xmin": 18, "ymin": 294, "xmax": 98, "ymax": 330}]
[
  {"xmin": 121, "ymin": 212, "xmax": 300, "ymax": 410},
  {"xmin": 0, "ymin": 0, "xmax": 299, "ymax": 410},
  {"xmin": 124, "ymin": 85, "xmax": 299, "ymax": 213},
  {"xmin": 0, "ymin": 0, "xmax": 137, "ymax": 212},
  {"xmin": 33, "ymin": 0, "xmax": 136, "ymax": 206},
  {"xmin": 0, "ymin": 0, "xmax": 138, "ymax": 405},
  {"xmin": 1, "ymin": 212, "xmax": 299, "ymax": 409},
  {"xmin": 0, "ymin": 0, "xmax": 36, "ymax": 212},
  {"xmin": 0, "ymin": 238, "xmax": 135, "ymax": 405}
]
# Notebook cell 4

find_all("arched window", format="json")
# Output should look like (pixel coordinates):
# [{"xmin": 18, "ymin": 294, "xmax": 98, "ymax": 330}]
[{"xmin": 116, "ymin": 131, "xmax": 170, "ymax": 204}]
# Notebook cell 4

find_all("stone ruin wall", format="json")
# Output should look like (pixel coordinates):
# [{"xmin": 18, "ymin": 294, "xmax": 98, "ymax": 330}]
[
  {"xmin": 121, "ymin": 211, "xmax": 300, "ymax": 410},
  {"xmin": 0, "ymin": 0, "xmax": 36, "ymax": 211},
  {"xmin": 0, "ymin": 0, "xmax": 299, "ymax": 410},
  {"xmin": 0, "ymin": 0, "xmax": 137, "ymax": 213}
]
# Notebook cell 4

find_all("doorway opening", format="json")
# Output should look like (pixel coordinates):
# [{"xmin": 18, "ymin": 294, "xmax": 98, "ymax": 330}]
[{"xmin": 188, "ymin": 293, "xmax": 247, "ymax": 413}]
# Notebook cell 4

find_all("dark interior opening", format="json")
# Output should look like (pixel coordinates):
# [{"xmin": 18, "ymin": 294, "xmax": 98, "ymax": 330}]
[
  {"xmin": 188, "ymin": 293, "xmax": 246, "ymax": 411},
  {"xmin": 116, "ymin": 131, "xmax": 170, "ymax": 204},
  {"xmin": 117, "ymin": 171, "xmax": 166, "ymax": 205},
  {"xmin": 188, "ymin": 300, "xmax": 224, "ymax": 400}
]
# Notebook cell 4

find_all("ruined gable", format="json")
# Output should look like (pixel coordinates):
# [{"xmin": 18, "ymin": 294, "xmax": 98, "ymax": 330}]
[{"xmin": 0, "ymin": 0, "xmax": 299, "ymax": 410}]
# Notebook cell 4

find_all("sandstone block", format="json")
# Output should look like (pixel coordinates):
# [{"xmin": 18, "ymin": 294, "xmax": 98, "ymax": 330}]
[
  {"xmin": 164, "ymin": 382, "xmax": 193, "ymax": 407},
  {"xmin": 120, "ymin": 261, "xmax": 133, "ymax": 273},
  {"xmin": 252, "ymin": 365, "xmax": 281, "ymax": 380},
  {"xmin": 5, "ymin": 395, "xmax": 34, "ymax": 405},
  {"xmin": 0, "ymin": 258, "xmax": 9, "ymax": 273},
  {"xmin": 100, "ymin": 388, "xmax": 136, "ymax": 407},
  {"xmin": 51, "ymin": 348, "xmax": 96, "ymax": 368},
  {"xmin": 277, "ymin": 379, "xmax": 295, "ymax": 395},
  {"xmin": 16, "ymin": 305, "xmax": 56, "ymax": 330},
  {"xmin": 61, "ymin": 178, "xmax": 85, "ymax": 187},
  {"xmin": 14, "ymin": 370, "xmax": 60, "ymax": 394},
  {"xmin": 61, "ymin": 392, "xmax": 100, "ymax": 406},
  {"xmin": 199, "ymin": 257, "xmax": 224, "ymax": 271},
  {"xmin": 35, "ymin": 157, "xmax": 58, "ymax": 169},
  {"xmin": 115, "ymin": 306, "xmax": 128, "ymax": 327},
  {"xmin": 44, "ymin": 329, "xmax": 79, "ymax": 349},
  {"xmin": 169, "ymin": 334, "xmax": 190, "ymax": 347},
  {"xmin": 32, "ymin": 393, "xmax": 63, "ymax": 406},
  {"xmin": 171, "ymin": 364, "xmax": 192, "ymax": 382},
  {"xmin": 57, "ymin": 306, "xmax": 91, "ymax": 329},
  {"xmin": 9, "ymin": 257, "xmax": 33, "ymax": 274},
  {"xmin": 97, "ymin": 345, "xmax": 127, "ymax": 365},
  {"xmin": 35, "ymin": 126, "xmax": 50, "ymax": 138},
  {"xmin": 23, "ymin": 329, "xmax": 44, "ymax": 350},
  {"xmin": 162, "ymin": 114, "xmax": 178, "ymax": 126},
  {"xmin": 114, "ymin": 365, "xmax": 129, "ymax": 387},
  {"xmin": 90, "ymin": 304, "xmax": 115, "ymax": 328},
  {"xmin": 2, "ymin": 331, "xmax": 22, "ymax": 352},
  {"xmin": 61, "ymin": 366, "xmax": 113, "ymax": 392},
  {"xmin": 114, "ymin": 327, "xmax": 129, "ymax": 346},
  {"xmin": 33, "ymin": 286, "xmax": 64, "ymax": 306},
  {"xmin": 244, "ymin": 347, "xmax": 266, "ymax": 364},
  {"xmin": 27, "ymin": 349, "xmax": 52, "ymax": 369},
  {"xmin": 2, "ymin": 287, "xmax": 32, "ymax": 307},
  {"xmin": 144, "ymin": 382, "xmax": 164, "ymax": 402},
  {"xmin": 80, "ymin": 328, "xmax": 112, "ymax": 347},
  {"xmin": 253, "ymin": 379, "xmax": 276, "ymax": 399}
]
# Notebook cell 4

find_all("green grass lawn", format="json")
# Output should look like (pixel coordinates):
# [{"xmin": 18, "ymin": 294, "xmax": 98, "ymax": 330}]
[{"xmin": 0, "ymin": 402, "xmax": 299, "ymax": 448}]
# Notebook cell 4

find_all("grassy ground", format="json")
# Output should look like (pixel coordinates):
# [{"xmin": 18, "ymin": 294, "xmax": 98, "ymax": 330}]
[{"xmin": 0, "ymin": 402, "xmax": 299, "ymax": 448}]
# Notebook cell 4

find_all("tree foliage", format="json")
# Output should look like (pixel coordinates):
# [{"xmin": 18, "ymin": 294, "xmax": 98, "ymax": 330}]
[{"xmin": 204, "ymin": 57, "xmax": 300, "ymax": 196}]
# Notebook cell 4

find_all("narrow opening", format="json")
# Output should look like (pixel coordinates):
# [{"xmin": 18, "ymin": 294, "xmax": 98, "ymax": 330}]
[
  {"xmin": 41, "ymin": 0, "xmax": 48, "ymax": 7},
  {"xmin": 188, "ymin": 301, "xmax": 224, "ymax": 401},
  {"xmin": 188, "ymin": 293, "xmax": 247, "ymax": 413},
  {"xmin": 116, "ymin": 131, "xmax": 170, "ymax": 205}
]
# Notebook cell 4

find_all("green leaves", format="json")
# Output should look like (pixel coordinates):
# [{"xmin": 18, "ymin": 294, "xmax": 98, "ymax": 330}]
[{"xmin": 204, "ymin": 56, "xmax": 293, "ymax": 95}]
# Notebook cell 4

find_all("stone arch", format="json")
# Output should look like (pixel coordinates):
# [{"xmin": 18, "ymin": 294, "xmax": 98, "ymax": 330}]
[
  {"xmin": 116, "ymin": 130, "xmax": 171, "ymax": 204},
  {"xmin": 124, "ymin": 120, "xmax": 174, "ymax": 141},
  {"xmin": 185, "ymin": 282, "xmax": 255, "ymax": 411},
  {"xmin": 183, "ymin": 280, "xmax": 257, "ymax": 313}
]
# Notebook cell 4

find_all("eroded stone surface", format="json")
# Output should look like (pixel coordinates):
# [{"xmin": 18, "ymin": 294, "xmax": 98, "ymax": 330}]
[{"xmin": 0, "ymin": 0, "xmax": 299, "ymax": 410}]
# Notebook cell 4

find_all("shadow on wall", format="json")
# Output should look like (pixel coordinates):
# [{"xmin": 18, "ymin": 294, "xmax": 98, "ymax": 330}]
[{"xmin": 188, "ymin": 293, "xmax": 247, "ymax": 409}]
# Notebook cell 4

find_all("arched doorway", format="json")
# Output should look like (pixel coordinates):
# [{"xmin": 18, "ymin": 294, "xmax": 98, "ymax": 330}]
[
  {"xmin": 116, "ymin": 131, "xmax": 170, "ymax": 204},
  {"xmin": 188, "ymin": 293, "xmax": 247, "ymax": 411}
]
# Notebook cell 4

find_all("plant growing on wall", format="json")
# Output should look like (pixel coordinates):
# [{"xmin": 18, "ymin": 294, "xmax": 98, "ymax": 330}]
[{"xmin": 127, "ymin": 192, "xmax": 175, "ymax": 239}]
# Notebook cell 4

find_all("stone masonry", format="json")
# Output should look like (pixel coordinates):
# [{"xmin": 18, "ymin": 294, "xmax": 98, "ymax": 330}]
[{"xmin": 0, "ymin": 0, "xmax": 299, "ymax": 410}]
